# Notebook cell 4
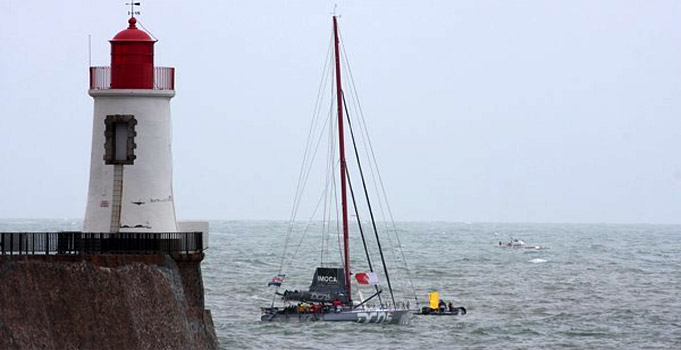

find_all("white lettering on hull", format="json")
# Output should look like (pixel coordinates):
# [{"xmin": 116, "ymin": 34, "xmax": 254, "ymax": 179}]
[{"xmin": 356, "ymin": 312, "xmax": 394, "ymax": 324}]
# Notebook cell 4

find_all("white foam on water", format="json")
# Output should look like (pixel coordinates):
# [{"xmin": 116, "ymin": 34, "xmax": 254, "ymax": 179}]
[
  {"xmin": 251, "ymin": 295, "xmax": 271, "ymax": 302},
  {"xmin": 530, "ymin": 258, "xmax": 548, "ymax": 263}
]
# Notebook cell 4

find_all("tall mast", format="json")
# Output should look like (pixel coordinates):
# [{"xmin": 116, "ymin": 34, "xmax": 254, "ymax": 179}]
[{"xmin": 333, "ymin": 15, "xmax": 351, "ymax": 303}]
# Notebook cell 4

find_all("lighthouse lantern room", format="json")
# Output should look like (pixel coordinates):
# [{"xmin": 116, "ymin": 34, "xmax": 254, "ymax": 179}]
[
  {"xmin": 110, "ymin": 17, "xmax": 155, "ymax": 89},
  {"xmin": 84, "ymin": 16, "xmax": 178, "ymax": 233}
]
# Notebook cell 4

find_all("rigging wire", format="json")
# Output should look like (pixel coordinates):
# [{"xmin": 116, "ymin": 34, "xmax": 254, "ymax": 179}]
[
  {"xmin": 322, "ymin": 89, "xmax": 339, "ymax": 266},
  {"xmin": 338, "ymin": 50, "xmax": 407, "ymax": 299},
  {"xmin": 283, "ymin": 179, "xmax": 336, "ymax": 275},
  {"xmin": 275, "ymin": 34, "xmax": 334, "ymax": 292},
  {"xmin": 343, "ymin": 92, "xmax": 396, "ymax": 307},
  {"xmin": 337, "ymin": 35, "xmax": 402, "ymax": 287},
  {"xmin": 278, "ymin": 99, "xmax": 331, "ymax": 273},
  {"xmin": 345, "ymin": 160, "xmax": 384, "ymax": 306},
  {"xmin": 320, "ymin": 96, "xmax": 332, "ymax": 266},
  {"xmin": 330, "ymin": 101, "xmax": 344, "ymax": 267},
  {"xmin": 284, "ymin": 86, "xmax": 339, "ymax": 272},
  {"xmin": 339, "ymin": 31, "xmax": 419, "ymax": 306},
  {"xmin": 323, "ymin": 56, "xmax": 344, "ymax": 268}
]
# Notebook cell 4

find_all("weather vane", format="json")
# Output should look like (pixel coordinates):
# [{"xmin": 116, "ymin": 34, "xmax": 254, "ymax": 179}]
[{"xmin": 125, "ymin": 2, "xmax": 141, "ymax": 18}]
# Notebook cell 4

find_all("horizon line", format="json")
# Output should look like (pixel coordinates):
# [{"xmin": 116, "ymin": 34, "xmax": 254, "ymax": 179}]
[{"xmin": 1, "ymin": 217, "xmax": 680, "ymax": 226}]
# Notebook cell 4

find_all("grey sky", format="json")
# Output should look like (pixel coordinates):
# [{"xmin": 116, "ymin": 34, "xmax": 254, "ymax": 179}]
[{"xmin": 1, "ymin": 1, "xmax": 680, "ymax": 224}]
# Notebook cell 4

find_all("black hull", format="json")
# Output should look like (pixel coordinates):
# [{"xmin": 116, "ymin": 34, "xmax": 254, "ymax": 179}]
[{"xmin": 416, "ymin": 306, "xmax": 467, "ymax": 316}]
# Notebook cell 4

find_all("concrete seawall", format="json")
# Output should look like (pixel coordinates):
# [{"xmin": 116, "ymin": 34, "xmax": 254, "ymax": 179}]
[{"xmin": 0, "ymin": 254, "xmax": 218, "ymax": 350}]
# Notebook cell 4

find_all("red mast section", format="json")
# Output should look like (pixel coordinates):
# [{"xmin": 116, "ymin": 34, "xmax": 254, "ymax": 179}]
[{"xmin": 333, "ymin": 15, "xmax": 352, "ymax": 304}]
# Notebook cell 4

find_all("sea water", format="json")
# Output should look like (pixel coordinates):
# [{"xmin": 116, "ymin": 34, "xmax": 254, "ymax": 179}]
[{"xmin": 2, "ymin": 220, "xmax": 679, "ymax": 349}]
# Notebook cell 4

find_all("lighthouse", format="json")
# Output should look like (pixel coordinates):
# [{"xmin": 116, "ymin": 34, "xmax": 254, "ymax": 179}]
[
  {"xmin": 0, "ymin": 13, "xmax": 217, "ymax": 349},
  {"xmin": 84, "ymin": 17, "xmax": 178, "ymax": 233}
]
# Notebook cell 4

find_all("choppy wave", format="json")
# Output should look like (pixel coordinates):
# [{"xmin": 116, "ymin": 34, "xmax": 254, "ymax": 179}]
[{"xmin": 202, "ymin": 221, "xmax": 681, "ymax": 350}]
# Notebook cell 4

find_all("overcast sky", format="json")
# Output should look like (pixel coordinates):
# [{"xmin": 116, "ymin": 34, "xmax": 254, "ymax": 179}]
[{"xmin": 1, "ymin": 1, "xmax": 680, "ymax": 224}]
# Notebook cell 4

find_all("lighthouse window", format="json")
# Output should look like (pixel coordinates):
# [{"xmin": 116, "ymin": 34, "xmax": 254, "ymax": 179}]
[{"xmin": 104, "ymin": 115, "xmax": 137, "ymax": 165}]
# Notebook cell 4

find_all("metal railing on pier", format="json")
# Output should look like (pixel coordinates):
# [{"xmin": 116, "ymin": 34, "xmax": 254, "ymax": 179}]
[{"xmin": 0, "ymin": 232, "xmax": 203, "ymax": 255}]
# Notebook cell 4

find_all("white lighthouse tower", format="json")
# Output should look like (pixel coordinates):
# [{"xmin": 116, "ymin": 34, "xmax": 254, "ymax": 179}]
[{"xmin": 84, "ymin": 17, "xmax": 178, "ymax": 233}]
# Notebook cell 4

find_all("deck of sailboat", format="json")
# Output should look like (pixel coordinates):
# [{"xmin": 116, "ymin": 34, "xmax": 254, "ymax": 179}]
[{"xmin": 261, "ymin": 307, "xmax": 411, "ymax": 325}]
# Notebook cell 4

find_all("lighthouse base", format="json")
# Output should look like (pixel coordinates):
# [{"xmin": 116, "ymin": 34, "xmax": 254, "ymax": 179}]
[{"xmin": 0, "ymin": 254, "xmax": 219, "ymax": 350}]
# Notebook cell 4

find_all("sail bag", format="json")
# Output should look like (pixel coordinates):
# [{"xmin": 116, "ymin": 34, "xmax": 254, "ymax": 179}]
[{"xmin": 280, "ymin": 267, "xmax": 350, "ymax": 303}]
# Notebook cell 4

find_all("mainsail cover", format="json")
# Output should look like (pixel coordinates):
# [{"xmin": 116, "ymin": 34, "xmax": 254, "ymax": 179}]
[
  {"xmin": 280, "ymin": 267, "xmax": 349, "ymax": 303},
  {"xmin": 310, "ymin": 267, "xmax": 346, "ymax": 293}
]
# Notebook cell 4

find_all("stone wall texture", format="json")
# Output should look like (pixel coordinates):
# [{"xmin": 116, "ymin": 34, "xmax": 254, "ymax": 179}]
[{"xmin": 0, "ymin": 254, "xmax": 219, "ymax": 350}]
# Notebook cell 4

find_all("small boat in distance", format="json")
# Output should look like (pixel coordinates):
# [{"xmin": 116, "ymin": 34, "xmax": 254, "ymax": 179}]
[
  {"xmin": 497, "ymin": 238, "xmax": 548, "ymax": 250},
  {"xmin": 260, "ymin": 15, "xmax": 414, "ymax": 325}
]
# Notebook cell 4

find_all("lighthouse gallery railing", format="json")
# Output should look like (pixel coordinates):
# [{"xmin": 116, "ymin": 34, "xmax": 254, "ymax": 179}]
[
  {"xmin": 0, "ymin": 231, "xmax": 203, "ymax": 255},
  {"xmin": 89, "ymin": 66, "xmax": 175, "ymax": 90}
]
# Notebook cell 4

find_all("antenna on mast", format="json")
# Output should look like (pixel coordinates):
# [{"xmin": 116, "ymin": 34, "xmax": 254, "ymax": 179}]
[
  {"xmin": 331, "ymin": 3, "xmax": 342, "ymax": 17},
  {"xmin": 125, "ymin": 2, "xmax": 141, "ymax": 18}
]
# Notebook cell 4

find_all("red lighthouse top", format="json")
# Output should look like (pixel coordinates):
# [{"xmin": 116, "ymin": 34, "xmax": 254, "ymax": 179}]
[
  {"xmin": 112, "ymin": 17, "xmax": 154, "ymax": 42},
  {"xmin": 110, "ymin": 17, "xmax": 156, "ymax": 89}
]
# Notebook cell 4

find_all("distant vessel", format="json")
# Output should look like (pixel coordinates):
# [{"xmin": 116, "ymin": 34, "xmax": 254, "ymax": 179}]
[
  {"xmin": 260, "ymin": 15, "xmax": 413, "ymax": 325},
  {"xmin": 498, "ymin": 238, "xmax": 548, "ymax": 250},
  {"xmin": 415, "ymin": 291, "xmax": 467, "ymax": 316}
]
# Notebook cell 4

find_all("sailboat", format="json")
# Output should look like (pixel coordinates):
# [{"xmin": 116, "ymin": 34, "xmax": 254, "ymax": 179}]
[{"xmin": 260, "ymin": 16, "xmax": 414, "ymax": 325}]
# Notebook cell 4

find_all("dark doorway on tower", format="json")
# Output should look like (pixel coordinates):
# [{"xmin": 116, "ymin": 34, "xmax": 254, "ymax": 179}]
[
  {"xmin": 104, "ymin": 114, "xmax": 137, "ymax": 165},
  {"xmin": 103, "ymin": 114, "xmax": 137, "ymax": 233}
]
